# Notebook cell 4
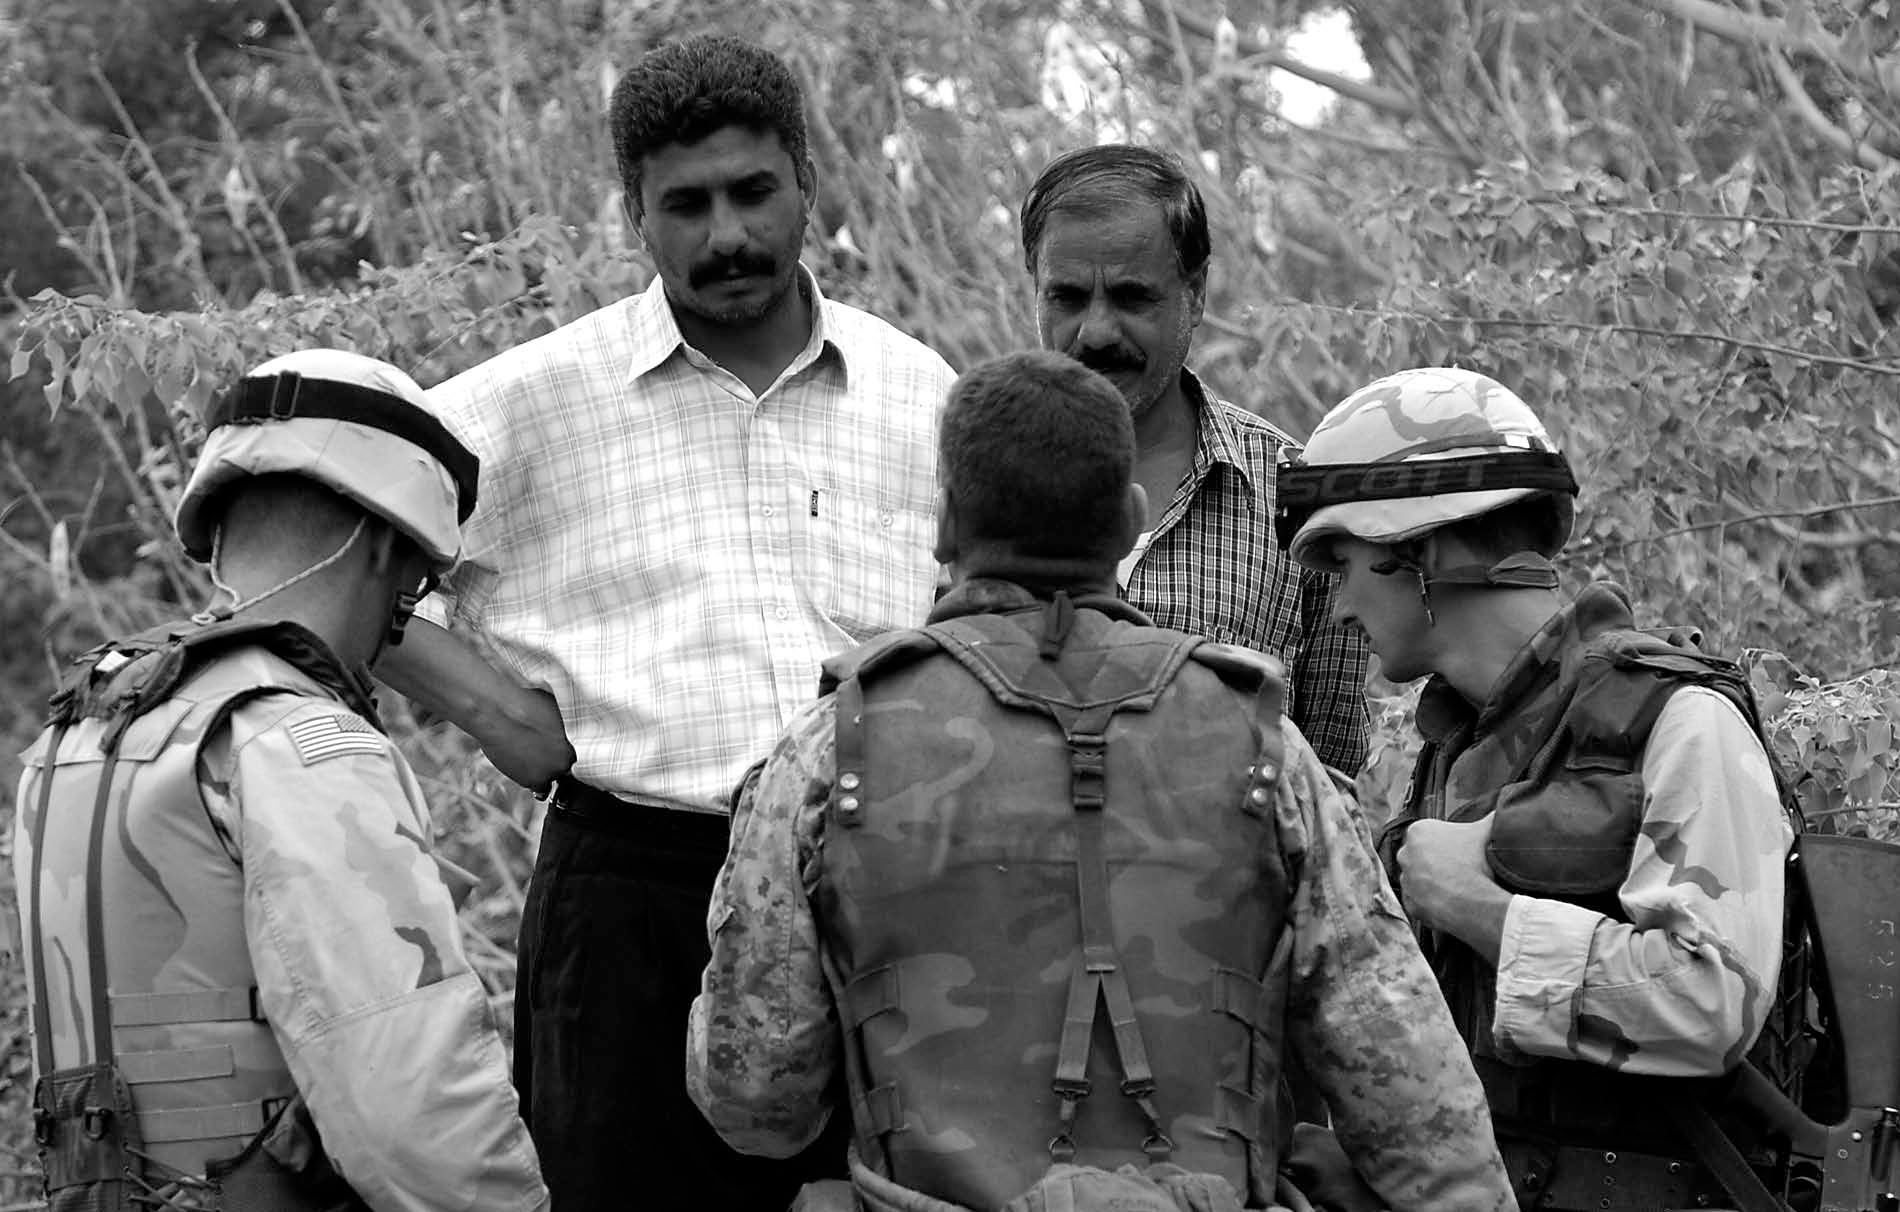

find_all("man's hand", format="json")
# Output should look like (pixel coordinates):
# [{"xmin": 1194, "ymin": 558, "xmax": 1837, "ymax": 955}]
[
  {"xmin": 1394, "ymin": 817, "xmax": 1511, "ymax": 964},
  {"xmin": 474, "ymin": 685, "xmax": 576, "ymax": 791}
]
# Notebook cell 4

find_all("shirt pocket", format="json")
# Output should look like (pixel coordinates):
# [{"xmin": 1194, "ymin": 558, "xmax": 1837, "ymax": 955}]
[{"xmin": 794, "ymin": 488, "xmax": 936, "ymax": 642}]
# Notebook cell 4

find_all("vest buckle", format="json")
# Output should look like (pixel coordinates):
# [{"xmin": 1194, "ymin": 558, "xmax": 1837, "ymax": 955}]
[
  {"xmin": 81, "ymin": 1105, "xmax": 112, "ymax": 1140},
  {"xmin": 32, "ymin": 1106, "xmax": 55, "ymax": 1146}
]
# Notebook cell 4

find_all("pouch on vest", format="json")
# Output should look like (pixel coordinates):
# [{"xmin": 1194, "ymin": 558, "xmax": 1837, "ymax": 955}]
[{"xmin": 32, "ymin": 1062, "xmax": 142, "ymax": 1212}]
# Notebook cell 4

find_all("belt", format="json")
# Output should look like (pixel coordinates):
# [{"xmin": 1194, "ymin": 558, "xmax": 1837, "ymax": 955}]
[
  {"xmin": 1501, "ymin": 1138, "xmax": 1713, "ymax": 1211},
  {"xmin": 540, "ymin": 773, "xmax": 730, "ymax": 848}
]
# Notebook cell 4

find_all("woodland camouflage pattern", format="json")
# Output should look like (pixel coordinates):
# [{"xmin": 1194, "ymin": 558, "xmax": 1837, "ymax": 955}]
[
  {"xmin": 1393, "ymin": 582, "xmax": 1794, "ymax": 1082},
  {"xmin": 688, "ymin": 579, "xmax": 1517, "ymax": 1212},
  {"xmin": 1286, "ymin": 366, "xmax": 1571, "ymax": 565},
  {"xmin": 14, "ymin": 639, "xmax": 546, "ymax": 1212}
]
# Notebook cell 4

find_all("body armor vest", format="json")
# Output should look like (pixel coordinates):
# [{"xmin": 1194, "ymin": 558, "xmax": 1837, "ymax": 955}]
[
  {"xmin": 815, "ymin": 593, "xmax": 1292, "ymax": 1210},
  {"xmin": 17, "ymin": 619, "xmax": 376, "ymax": 1210},
  {"xmin": 1390, "ymin": 621, "xmax": 1810, "ymax": 1183}
]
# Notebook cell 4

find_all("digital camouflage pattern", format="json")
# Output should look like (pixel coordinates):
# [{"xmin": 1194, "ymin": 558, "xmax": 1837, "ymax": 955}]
[
  {"xmin": 13, "ymin": 639, "xmax": 547, "ymax": 1212},
  {"xmin": 1285, "ymin": 366, "xmax": 1574, "ymax": 565},
  {"xmin": 688, "ymin": 578, "xmax": 1517, "ymax": 1212},
  {"xmin": 1392, "ymin": 582, "xmax": 1794, "ymax": 1087}
]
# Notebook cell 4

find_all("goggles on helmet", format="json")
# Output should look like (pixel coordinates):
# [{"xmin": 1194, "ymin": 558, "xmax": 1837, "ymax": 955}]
[{"xmin": 1273, "ymin": 447, "xmax": 1577, "ymax": 551}]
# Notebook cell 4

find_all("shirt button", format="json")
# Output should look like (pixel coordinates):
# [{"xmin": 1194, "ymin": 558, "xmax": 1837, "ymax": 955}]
[
  {"xmin": 763, "ymin": 505, "xmax": 775, "ymax": 517},
  {"xmin": 776, "ymin": 606, "xmax": 790, "ymax": 620},
  {"xmin": 880, "ymin": 512, "xmax": 894, "ymax": 527}
]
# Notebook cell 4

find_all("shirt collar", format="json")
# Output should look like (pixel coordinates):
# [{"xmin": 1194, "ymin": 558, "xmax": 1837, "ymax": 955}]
[
  {"xmin": 1414, "ymin": 580, "xmax": 1638, "ymax": 741},
  {"xmin": 1181, "ymin": 369, "xmax": 1258, "ymax": 497},
  {"xmin": 929, "ymin": 575, "xmax": 1153, "ymax": 627},
  {"xmin": 622, "ymin": 264, "xmax": 848, "ymax": 386}
]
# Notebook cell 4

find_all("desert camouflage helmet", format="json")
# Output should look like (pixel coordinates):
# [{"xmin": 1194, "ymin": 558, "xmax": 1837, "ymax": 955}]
[
  {"xmin": 1276, "ymin": 366, "xmax": 1578, "ymax": 569},
  {"xmin": 175, "ymin": 349, "xmax": 478, "ymax": 572}
]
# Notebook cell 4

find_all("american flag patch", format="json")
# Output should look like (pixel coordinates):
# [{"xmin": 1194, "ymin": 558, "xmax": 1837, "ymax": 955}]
[{"xmin": 287, "ymin": 714, "xmax": 385, "ymax": 766}]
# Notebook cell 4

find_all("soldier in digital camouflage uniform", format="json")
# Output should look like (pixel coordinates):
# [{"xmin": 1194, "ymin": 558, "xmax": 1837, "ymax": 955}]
[
  {"xmin": 1277, "ymin": 366, "xmax": 1797, "ymax": 1212},
  {"xmin": 686, "ymin": 350, "xmax": 1516, "ymax": 1212},
  {"xmin": 11, "ymin": 350, "xmax": 548, "ymax": 1212}
]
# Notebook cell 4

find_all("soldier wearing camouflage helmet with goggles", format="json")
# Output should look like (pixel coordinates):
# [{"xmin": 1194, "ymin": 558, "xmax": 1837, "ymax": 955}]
[
  {"xmin": 11, "ymin": 350, "xmax": 547, "ymax": 1212},
  {"xmin": 1278, "ymin": 366, "xmax": 1800, "ymax": 1212}
]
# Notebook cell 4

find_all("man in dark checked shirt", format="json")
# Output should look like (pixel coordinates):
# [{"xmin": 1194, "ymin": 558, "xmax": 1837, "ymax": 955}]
[{"xmin": 1021, "ymin": 143, "xmax": 1371, "ymax": 773}]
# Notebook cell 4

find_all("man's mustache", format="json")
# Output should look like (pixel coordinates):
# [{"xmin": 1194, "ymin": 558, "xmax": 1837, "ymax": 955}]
[
  {"xmin": 690, "ymin": 252, "xmax": 778, "ymax": 288},
  {"xmin": 1078, "ymin": 349, "xmax": 1144, "ymax": 375}
]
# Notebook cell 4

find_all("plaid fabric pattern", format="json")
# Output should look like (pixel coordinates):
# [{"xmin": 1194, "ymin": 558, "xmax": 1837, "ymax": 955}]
[
  {"xmin": 427, "ymin": 269, "xmax": 956, "ymax": 808},
  {"xmin": 1123, "ymin": 373, "xmax": 1371, "ymax": 772}
]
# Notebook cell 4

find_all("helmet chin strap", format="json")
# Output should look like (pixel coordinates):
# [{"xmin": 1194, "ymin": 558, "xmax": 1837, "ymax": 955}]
[{"xmin": 386, "ymin": 587, "xmax": 423, "ymax": 648}]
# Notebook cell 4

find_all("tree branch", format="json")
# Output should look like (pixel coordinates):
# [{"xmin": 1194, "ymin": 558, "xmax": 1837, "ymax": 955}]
[
  {"xmin": 1293, "ymin": 303, "xmax": 1900, "ymax": 376},
  {"xmin": 1570, "ymin": 494, "xmax": 1900, "ymax": 556},
  {"xmin": 1161, "ymin": 5, "xmax": 1418, "ymax": 117},
  {"xmin": 1647, "ymin": 0, "xmax": 1900, "ymax": 98},
  {"xmin": 1762, "ymin": 39, "xmax": 1897, "ymax": 170}
]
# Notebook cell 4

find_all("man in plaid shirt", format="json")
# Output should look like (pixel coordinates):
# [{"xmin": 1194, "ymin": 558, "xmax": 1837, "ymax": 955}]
[
  {"xmin": 378, "ymin": 34, "xmax": 955, "ymax": 1212},
  {"xmin": 1021, "ymin": 145, "xmax": 1370, "ymax": 774}
]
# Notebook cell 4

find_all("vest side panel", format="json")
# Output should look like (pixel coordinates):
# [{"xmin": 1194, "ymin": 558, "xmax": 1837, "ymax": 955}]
[{"xmin": 26, "ymin": 649, "xmax": 319, "ymax": 1176}]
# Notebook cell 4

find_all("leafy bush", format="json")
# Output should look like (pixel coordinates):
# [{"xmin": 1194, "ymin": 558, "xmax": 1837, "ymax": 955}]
[{"xmin": 3, "ymin": 0, "xmax": 1898, "ymax": 1203}]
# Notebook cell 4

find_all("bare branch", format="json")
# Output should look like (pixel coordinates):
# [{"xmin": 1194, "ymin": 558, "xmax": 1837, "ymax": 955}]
[
  {"xmin": 1571, "ymin": 494, "xmax": 1900, "ymax": 556},
  {"xmin": 1647, "ymin": 0, "xmax": 1900, "ymax": 97},
  {"xmin": 1162, "ymin": 5, "xmax": 1419, "ymax": 116},
  {"xmin": 1763, "ymin": 40, "xmax": 1897, "ymax": 170},
  {"xmin": 1293, "ymin": 303, "xmax": 1900, "ymax": 376}
]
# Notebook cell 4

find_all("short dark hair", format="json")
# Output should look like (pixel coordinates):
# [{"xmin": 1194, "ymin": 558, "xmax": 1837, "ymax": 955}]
[
  {"xmin": 940, "ymin": 351, "xmax": 1135, "ymax": 562},
  {"xmin": 608, "ymin": 35, "xmax": 811, "ymax": 208},
  {"xmin": 1429, "ymin": 495, "xmax": 1571, "ymax": 562},
  {"xmin": 1020, "ymin": 144, "xmax": 1211, "ymax": 278}
]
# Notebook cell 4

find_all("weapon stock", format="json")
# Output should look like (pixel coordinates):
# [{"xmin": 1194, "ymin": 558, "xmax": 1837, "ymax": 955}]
[{"xmin": 1723, "ymin": 833, "xmax": 1900, "ymax": 1212}]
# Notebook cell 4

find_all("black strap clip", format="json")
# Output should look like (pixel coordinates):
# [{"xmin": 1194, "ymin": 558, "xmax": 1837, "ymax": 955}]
[
  {"xmin": 265, "ymin": 371, "xmax": 302, "ymax": 420},
  {"xmin": 81, "ymin": 1104, "xmax": 112, "ymax": 1140}
]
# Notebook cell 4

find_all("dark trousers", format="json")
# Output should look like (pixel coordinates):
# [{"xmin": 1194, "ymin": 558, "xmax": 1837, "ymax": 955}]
[{"xmin": 514, "ymin": 796, "xmax": 849, "ymax": 1210}]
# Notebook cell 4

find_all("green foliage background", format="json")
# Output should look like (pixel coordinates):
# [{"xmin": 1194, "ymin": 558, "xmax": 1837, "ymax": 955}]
[{"xmin": 4, "ymin": 0, "xmax": 1900, "ymax": 1199}]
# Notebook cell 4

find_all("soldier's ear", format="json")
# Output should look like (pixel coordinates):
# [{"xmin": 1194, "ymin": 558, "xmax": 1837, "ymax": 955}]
[
  {"xmin": 933, "ymin": 487, "xmax": 959, "ymax": 566},
  {"xmin": 1109, "ymin": 482, "xmax": 1148, "ymax": 563}
]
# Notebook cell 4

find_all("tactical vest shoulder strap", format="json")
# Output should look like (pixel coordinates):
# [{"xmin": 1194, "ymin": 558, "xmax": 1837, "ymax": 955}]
[
  {"xmin": 1189, "ymin": 642, "xmax": 1289, "ymax": 819},
  {"xmin": 827, "ymin": 629, "xmax": 946, "ymax": 831},
  {"xmin": 1569, "ymin": 629, "xmax": 1760, "ymax": 762},
  {"xmin": 26, "ymin": 723, "xmax": 70, "ymax": 1078},
  {"xmin": 49, "ymin": 616, "xmax": 377, "ymax": 749},
  {"xmin": 819, "ymin": 628, "xmax": 942, "ymax": 697}
]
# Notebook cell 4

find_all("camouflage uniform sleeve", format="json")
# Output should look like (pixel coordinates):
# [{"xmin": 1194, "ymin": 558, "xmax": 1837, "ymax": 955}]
[
  {"xmin": 1291, "ymin": 565, "xmax": 1371, "ymax": 775},
  {"xmin": 204, "ymin": 696, "xmax": 548, "ymax": 1212},
  {"xmin": 1276, "ymin": 719, "xmax": 1517, "ymax": 1212},
  {"xmin": 1493, "ymin": 687, "xmax": 1793, "ymax": 1075},
  {"xmin": 686, "ymin": 697, "xmax": 839, "ymax": 1158}
]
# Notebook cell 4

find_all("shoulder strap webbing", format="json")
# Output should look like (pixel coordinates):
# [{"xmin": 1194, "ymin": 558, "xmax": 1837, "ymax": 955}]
[
  {"xmin": 1049, "ymin": 702, "xmax": 1171, "ymax": 1165},
  {"xmin": 1665, "ymin": 1091, "xmax": 1787, "ymax": 1212},
  {"xmin": 26, "ymin": 724, "xmax": 69, "ymax": 1076},
  {"xmin": 83, "ymin": 749, "xmax": 124, "ymax": 1065}
]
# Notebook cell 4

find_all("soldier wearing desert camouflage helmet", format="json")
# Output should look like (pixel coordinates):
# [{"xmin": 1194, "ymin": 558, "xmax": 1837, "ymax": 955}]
[
  {"xmin": 1277, "ymin": 366, "xmax": 1799, "ymax": 1212},
  {"xmin": 11, "ymin": 350, "xmax": 546, "ymax": 1212},
  {"xmin": 687, "ymin": 350, "xmax": 1516, "ymax": 1212}
]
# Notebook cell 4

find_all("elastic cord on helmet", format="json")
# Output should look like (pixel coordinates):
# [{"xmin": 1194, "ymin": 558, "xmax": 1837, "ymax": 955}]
[
  {"xmin": 1273, "ymin": 449, "xmax": 1578, "ymax": 549},
  {"xmin": 208, "ymin": 372, "xmax": 480, "ymax": 522}
]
